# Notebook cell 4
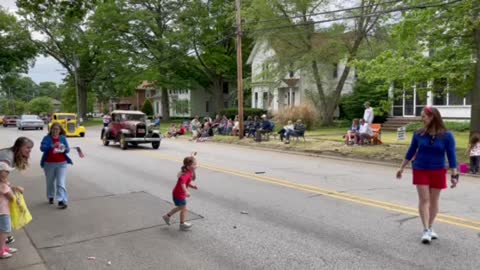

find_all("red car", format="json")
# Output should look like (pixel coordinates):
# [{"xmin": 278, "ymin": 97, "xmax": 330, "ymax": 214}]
[
  {"xmin": 3, "ymin": 115, "xmax": 18, "ymax": 127},
  {"xmin": 101, "ymin": 110, "xmax": 161, "ymax": 150}
]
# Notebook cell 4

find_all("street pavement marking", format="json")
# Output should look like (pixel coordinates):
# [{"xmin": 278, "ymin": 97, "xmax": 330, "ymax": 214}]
[{"xmin": 85, "ymin": 138, "xmax": 480, "ymax": 231}]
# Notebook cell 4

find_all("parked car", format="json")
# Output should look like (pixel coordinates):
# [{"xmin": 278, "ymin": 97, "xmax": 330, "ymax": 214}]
[
  {"xmin": 2, "ymin": 115, "xmax": 18, "ymax": 127},
  {"xmin": 17, "ymin": 115, "xmax": 44, "ymax": 130},
  {"xmin": 48, "ymin": 113, "xmax": 86, "ymax": 137},
  {"xmin": 101, "ymin": 110, "xmax": 161, "ymax": 150}
]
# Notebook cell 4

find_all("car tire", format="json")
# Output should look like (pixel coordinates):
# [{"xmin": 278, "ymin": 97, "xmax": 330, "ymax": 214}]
[
  {"xmin": 152, "ymin": 134, "xmax": 160, "ymax": 149},
  {"xmin": 80, "ymin": 132, "xmax": 85, "ymax": 137},
  {"xmin": 40, "ymin": 127, "xmax": 43, "ymax": 130},
  {"xmin": 102, "ymin": 131, "xmax": 110, "ymax": 146},
  {"xmin": 120, "ymin": 134, "xmax": 128, "ymax": 150}
]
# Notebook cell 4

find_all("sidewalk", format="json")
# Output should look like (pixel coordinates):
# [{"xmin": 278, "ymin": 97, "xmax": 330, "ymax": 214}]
[{"xmin": 1, "ymin": 166, "xmax": 202, "ymax": 270}]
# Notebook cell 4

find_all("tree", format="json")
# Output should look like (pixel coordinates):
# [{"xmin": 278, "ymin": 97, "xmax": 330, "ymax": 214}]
[
  {"xmin": 357, "ymin": 0, "xmax": 479, "ymax": 133},
  {"xmin": 142, "ymin": 99, "xmax": 154, "ymax": 116},
  {"xmin": 37, "ymin": 81, "xmax": 63, "ymax": 100},
  {"xmin": 178, "ymin": 0, "xmax": 253, "ymax": 112},
  {"xmin": 91, "ymin": 0, "xmax": 193, "ymax": 121},
  {"xmin": 0, "ymin": 8, "xmax": 37, "ymax": 75},
  {"xmin": 246, "ymin": 0, "xmax": 390, "ymax": 125},
  {"xmin": 17, "ymin": 0, "xmax": 99, "ymax": 119},
  {"xmin": 0, "ymin": 74, "xmax": 38, "ymax": 102},
  {"xmin": 28, "ymin": 97, "xmax": 53, "ymax": 114}
]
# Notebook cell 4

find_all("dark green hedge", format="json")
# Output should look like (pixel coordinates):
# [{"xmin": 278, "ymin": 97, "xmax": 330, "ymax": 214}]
[{"xmin": 220, "ymin": 107, "xmax": 268, "ymax": 120}]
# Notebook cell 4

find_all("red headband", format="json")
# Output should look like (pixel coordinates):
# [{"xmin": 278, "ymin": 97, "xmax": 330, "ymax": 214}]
[{"xmin": 424, "ymin": 106, "xmax": 433, "ymax": 115}]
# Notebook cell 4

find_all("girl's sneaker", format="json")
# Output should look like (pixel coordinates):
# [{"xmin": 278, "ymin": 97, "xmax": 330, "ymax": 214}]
[
  {"xmin": 429, "ymin": 229, "xmax": 439, "ymax": 240},
  {"xmin": 5, "ymin": 236, "xmax": 14, "ymax": 244},
  {"xmin": 5, "ymin": 246, "xmax": 18, "ymax": 253},
  {"xmin": 0, "ymin": 251, "xmax": 12, "ymax": 259},
  {"xmin": 421, "ymin": 230, "xmax": 431, "ymax": 244},
  {"xmin": 162, "ymin": 215, "xmax": 171, "ymax": 226},
  {"xmin": 179, "ymin": 222, "xmax": 192, "ymax": 231}
]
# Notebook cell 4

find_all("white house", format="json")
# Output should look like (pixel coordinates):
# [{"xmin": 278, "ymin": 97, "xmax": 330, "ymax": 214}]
[
  {"xmin": 247, "ymin": 39, "xmax": 356, "ymax": 113},
  {"xmin": 389, "ymin": 81, "xmax": 473, "ymax": 120}
]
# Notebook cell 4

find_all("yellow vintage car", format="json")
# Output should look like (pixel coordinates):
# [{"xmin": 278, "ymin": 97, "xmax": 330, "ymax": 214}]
[{"xmin": 48, "ymin": 113, "xmax": 86, "ymax": 137}]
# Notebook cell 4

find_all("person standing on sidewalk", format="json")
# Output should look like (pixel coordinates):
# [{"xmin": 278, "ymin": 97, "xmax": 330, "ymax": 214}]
[
  {"xmin": 163, "ymin": 156, "xmax": 198, "ymax": 231},
  {"xmin": 40, "ymin": 123, "xmax": 73, "ymax": 209},
  {"xmin": 0, "ymin": 137, "xmax": 34, "ymax": 245},
  {"xmin": 467, "ymin": 133, "xmax": 480, "ymax": 174},
  {"xmin": 0, "ymin": 162, "xmax": 18, "ymax": 259},
  {"xmin": 396, "ymin": 106, "xmax": 458, "ymax": 244}
]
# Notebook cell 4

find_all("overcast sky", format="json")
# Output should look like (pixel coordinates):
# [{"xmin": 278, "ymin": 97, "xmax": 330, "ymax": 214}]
[{"xmin": 1, "ymin": 0, "xmax": 65, "ymax": 85}]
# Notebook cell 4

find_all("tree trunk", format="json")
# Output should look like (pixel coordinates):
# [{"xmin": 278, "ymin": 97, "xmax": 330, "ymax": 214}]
[
  {"xmin": 77, "ymin": 78, "xmax": 88, "ymax": 120},
  {"xmin": 471, "ymin": 22, "xmax": 480, "ymax": 134},
  {"xmin": 212, "ymin": 77, "xmax": 225, "ymax": 113},
  {"xmin": 161, "ymin": 88, "xmax": 170, "ymax": 121}
]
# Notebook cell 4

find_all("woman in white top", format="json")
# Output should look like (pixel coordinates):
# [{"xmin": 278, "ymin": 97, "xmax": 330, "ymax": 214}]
[{"xmin": 358, "ymin": 119, "xmax": 373, "ymax": 145}]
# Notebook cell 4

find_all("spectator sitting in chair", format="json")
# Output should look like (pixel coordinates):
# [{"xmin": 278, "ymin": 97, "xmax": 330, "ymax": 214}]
[
  {"xmin": 344, "ymin": 118, "xmax": 360, "ymax": 145},
  {"xmin": 278, "ymin": 120, "xmax": 294, "ymax": 142},
  {"xmin": 190, "ymin": 116, "xmax": 201, "ymax": 138},
  {"xmin": 232, "ymin": 115, "xmax": 240, "ymax": 136},
  {"xmin": 247, "ymin": 116, "xmax": 260, "ymax": 138},
  {"xmin": 259, "ymin": 114, "xmax": 273, "ymax": 134},
  {"xmin": 285, "ymin": 119, "xmax": 306, "ymax": 144},
  {"xmin": 167, "ymin": 124, "xmax": 178, "ymax": 138},
  {"xmin": 358, "ymin": 118, "xmax": 373, "ymax": 145}
]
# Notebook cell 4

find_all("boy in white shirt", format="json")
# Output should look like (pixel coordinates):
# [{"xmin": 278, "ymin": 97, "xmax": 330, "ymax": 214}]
[
  {"xmin": 358, "ymin": 119, "xmax": 373, "ymax": 145},
  {"xmin": 363, "ymin": 101, "xmax": 374, "ymax": 125}
]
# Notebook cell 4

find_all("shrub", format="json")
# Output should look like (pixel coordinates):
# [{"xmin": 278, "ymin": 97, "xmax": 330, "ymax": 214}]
[
  {"xmin": 339, "ymin": 79, "xmax": 390, "ymax": 123},
  {"xmin": 220, "ymin": 107, "xmax": 268, "ymax": 120},
  {"xmin": 142, "ymin": 99, "xmax": 154, "ymax": 116},
  {"xmin": 273, "ymin": 103, "xmax": 319, "ymax": 130}
]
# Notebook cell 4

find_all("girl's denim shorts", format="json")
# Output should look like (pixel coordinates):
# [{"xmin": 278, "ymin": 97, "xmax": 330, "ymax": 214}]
[{"xmin": 0, "ymin": 214, "xmax": 12, "ymax": 233}]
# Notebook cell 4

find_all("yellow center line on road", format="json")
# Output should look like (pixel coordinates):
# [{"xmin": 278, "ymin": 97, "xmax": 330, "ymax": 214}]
[{"xmin": 84, "ymin": 138, "xmax": 480, "ymax": 231}]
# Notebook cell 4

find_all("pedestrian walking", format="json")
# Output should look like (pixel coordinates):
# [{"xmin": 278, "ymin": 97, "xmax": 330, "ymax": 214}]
[
  {"xmin": 40, "ymin": 123, "xmax": 73, "ymax": 209},
  {"xmin": 0, "ymin": 162, "xmax": 18, "ymax": 259},
  {"xmin": 467, "ymin": 133, "xmax": 480, "ymax": 174},
  {"xmin": 163, "ymin": 155, "xmax": 198, "ymax": 231},
  {"xmin": 396, "ymin": 106, "xmax": 458, "ymax": 244},
  {"xmin": 0, "ymin": 137, "xmax": 33, "ymax": 245}
]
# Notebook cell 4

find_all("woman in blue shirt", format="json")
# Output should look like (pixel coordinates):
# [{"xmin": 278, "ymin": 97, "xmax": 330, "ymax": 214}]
[{"xmin": 396, "ymin": 106, "xmax": 458, "ymax": 244}]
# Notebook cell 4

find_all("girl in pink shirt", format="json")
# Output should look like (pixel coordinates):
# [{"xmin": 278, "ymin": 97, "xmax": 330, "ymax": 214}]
[
  {"xmin": 0, "ymin": 162, "xmax": 17, "ymax": 259},
  {"xmin": 163, "ymin": 155, "xmax": 198, "ymax": 231}
]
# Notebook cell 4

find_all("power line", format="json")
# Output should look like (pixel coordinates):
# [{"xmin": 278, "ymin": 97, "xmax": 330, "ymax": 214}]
[
  {"xmin": 245, "ymin": 0, "xmax": 462, "ymax": 33},
  {"xmin": 242, "ymin": 0, "xmax": 405, "ymax": 26}
]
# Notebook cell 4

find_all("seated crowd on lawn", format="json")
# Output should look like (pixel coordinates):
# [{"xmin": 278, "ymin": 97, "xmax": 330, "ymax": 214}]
[{"xmin": 344, "ymin": 101, "xmax": 375, "ymax": 145}]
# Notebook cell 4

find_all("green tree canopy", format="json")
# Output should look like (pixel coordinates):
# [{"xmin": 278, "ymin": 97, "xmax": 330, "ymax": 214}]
[
  {"xmin": 28, "ymin": 96, "xmax": 53, "ymax": 114},
  {"xmin": 0, "ymin": 8, "xmax": 37, "ymax": 74}
]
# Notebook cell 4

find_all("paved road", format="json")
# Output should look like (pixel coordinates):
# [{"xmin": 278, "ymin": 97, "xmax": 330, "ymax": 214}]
[{"xmin": 1, "ymin": 126, "xmax": 479, "ymax": 270}]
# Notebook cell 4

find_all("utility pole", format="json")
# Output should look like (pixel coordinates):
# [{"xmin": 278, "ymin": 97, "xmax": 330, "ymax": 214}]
[{"xmin": 235, "ymin": 0, "xmax": 244, "ymax": 139}]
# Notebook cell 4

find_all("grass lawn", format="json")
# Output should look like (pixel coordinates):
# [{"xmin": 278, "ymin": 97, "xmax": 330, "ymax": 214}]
[{"xmin": 210, "ymin": 127, "xmax": 471, "ymax": 164}]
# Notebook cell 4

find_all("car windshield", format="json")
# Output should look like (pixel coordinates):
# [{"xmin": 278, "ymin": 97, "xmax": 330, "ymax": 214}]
[
  {"xmin": 123, "ymin": 114, "xmax": 145, "ymax": 121},
  {"xmin": 23, "ymin": 115, "xmax": 39, "ymax": 120},
  {"xmin": 57, "ymin": 115, "xmax": 76, "ymax": 120}
]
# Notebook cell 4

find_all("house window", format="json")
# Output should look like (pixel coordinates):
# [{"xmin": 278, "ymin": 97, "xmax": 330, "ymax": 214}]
[
  {"xmin": 206, "ymin": 101, "xmax": 210, "ymax": 113},
  {"xmin": 289, "ymin": 71, "xmax": 294, "ymax": 78},
  {"xmin": 155, "ymin": 102, "xmax": 159, "ymax": 114},
  {"xmin": 465, "ymin": 90, "xmax": 473, "ymax": 105},
  {"xmin": 448, "ymin": 92, "xmax": 464, "ymax": 105},
  {"xmin": 263, "ymin": 92, "xmax": 268, "ymax": 109},
  {"xmin": 292, "ymin": 91, "xmax": 296, "ymax": 106},
  {"xmin": 254, "ymin": 92, "xmax": 258, "ymax": 108},
  {"xmin": 432, "ymin": 78, "xmax": 447, "ymax": 105},
  {"xmin": 333, "ymin": 63, "xmax": 338, "ymax": 78},
  {"xmin": 223, "ymin": 82, "xmax": 229, "ymax": 94}
]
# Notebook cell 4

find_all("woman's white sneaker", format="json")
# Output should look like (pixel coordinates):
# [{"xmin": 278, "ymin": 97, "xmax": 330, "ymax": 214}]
[
  {"xmin": 179, "ymin": 222, "xmax": 192, "ymax": 231},
  {"xmin": 429, "ymin": 229, "xmax": 438, "ymax": 240},
  {"xmin": 421, "ymin": 230, "xmax": 432, "ymax": 244}
]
